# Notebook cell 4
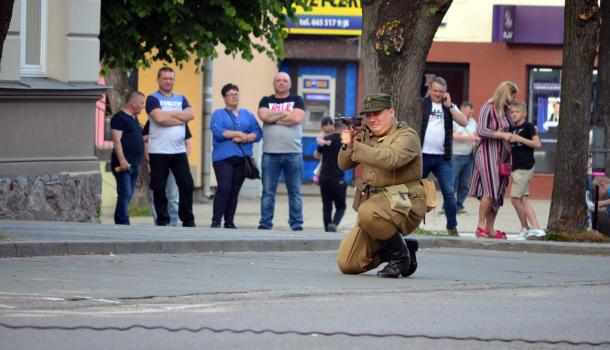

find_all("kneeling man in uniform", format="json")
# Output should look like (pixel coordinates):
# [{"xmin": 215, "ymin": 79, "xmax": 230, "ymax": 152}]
[{"xmin": 337, "ymin": 93, "xmax": 425, "ymax": 278}]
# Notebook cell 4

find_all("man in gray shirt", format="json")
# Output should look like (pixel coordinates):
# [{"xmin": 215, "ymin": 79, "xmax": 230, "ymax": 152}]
[{"xmin": 257, "ymin": 72, "xmax": 306, "ymax": 231}]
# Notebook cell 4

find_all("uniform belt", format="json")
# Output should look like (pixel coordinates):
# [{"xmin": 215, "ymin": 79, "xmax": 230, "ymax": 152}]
[{"xmin": 367, "ymin": 180, "xmax": 421, "ymax": 194}]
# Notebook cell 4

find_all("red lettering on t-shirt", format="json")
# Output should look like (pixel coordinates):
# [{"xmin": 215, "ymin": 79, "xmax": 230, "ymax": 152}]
[{"xmin": 269, "ymin": 102, "xmax": 295, "ymax": 112}]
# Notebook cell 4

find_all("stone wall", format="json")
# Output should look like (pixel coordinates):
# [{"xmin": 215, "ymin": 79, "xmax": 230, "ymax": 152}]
[{"xmin": 0, "ymin": 172, "xmax": 101, "ymax": 223}]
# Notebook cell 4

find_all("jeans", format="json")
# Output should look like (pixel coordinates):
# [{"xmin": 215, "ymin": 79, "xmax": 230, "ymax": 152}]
[
  {"xmin": 149, "ymin": 153, "xmax": 195, "ymax": 226},
  {"xmin": 422, "ymin": 153, "xmax": 457, "ymax": 230},
  {"xmin": 452, "ymin": 154, "xmax": 473, "ymax": 211},
  {"xmin": 150, "ymin": 171, "xmax": 179, "ymax": 226},
  {"xmin": 113, "ymin": 165, "xmax": 139, "ymax": 225},
  {"xmin": 319, "ymin": 179, "xmax": 347, "ymax": 231},
  {"xmin": 212, "ymin": 156, "xmax": 246, "ymax": 226},
  {"xmin": 259, "ymin": 152, "xmax": 303, "ymax": 229}
]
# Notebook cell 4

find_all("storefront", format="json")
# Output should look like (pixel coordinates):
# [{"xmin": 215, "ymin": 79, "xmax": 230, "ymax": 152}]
[
  {"xmin": 284, "ymin": 2, "xmax": 362, "ymax": 182},
  {"xmin": 427, "ymin": 5, "xmax": 567, "ymax": 198}
]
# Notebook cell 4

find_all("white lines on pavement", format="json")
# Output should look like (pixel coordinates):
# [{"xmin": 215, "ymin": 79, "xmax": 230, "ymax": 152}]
[{"xmin": 1, "ymin": 303, "xmax": 228, "ymax": 317}]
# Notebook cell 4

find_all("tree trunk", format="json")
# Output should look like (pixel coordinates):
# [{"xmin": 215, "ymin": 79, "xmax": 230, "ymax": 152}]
[
  {"xmin": 548, "ymin": 0, "xmax": 600, "ymax": 233},
  {"xmin": 361, "ymin": 0, "xmax": 452, "ymax": 132},
  {"xmin": 0, "ymin": 0, "xmax": 15, "ymax": 64},
  {"xmin": 595, "ymin": 0, "xmax": 610, "ymax": 170},
  {"xmin": 105, "ymin": 67, "xmax": 131, "ymax": 116},
  {"xmin": 105, "ymin": 66, "xmax": 151, "ymax": 210},
  {"xmin": 129, "ymin": 157, "xmax": 152, "ymax": 211}
]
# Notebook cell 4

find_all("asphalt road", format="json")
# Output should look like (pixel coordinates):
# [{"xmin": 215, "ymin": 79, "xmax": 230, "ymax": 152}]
[{"xmin": 1, "ymin": 248, "xmax": 609, "ymax": 349}]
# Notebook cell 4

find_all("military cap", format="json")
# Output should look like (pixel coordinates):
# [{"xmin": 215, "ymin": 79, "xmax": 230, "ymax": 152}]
[{"xmin": 360, "ymin": 93, "xmax": 393, "ymax": 114}]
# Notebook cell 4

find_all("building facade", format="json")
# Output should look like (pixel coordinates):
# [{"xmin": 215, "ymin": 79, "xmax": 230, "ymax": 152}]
[
  {"xmin": 120, "ymin": 0, "xmax": 566, "ymax": 200},
  {"xmin": 0, "ymin": 0, "xmax": 105, "ymax": 221}
]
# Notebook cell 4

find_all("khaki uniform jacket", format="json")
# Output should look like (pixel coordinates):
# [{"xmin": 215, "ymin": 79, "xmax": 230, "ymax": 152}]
[{"xmin": 338, "ymin": 120, "xmax": 426, "ymax": 218}]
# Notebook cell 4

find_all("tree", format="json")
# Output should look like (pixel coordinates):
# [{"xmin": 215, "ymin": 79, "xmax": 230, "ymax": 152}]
[
  {"xmin": 0, "ymin": 0, "xmax": 15, "ymax": 64},
  {"xmin": 100, "ymin": 0, "xmax": 306, "ymax": 70},
  {"xmin": 360, "ymin": 0, "xmax": 452, "ymax": 130},
  {"xmin": 548, "ymin": 0, "xmax": 600, "ymax": 233},
  {"xmin": 99, "ymin": 0, "xmax": 307, "ymax": 208},
  {"xmin": 594, "ymin": 0, "xmax": 610, "ymax": 170}
]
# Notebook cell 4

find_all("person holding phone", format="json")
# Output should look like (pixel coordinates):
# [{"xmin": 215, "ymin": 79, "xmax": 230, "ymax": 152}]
[{"xmin": 420, "ymin": 76, "xmax": 467, "ymax": 236}]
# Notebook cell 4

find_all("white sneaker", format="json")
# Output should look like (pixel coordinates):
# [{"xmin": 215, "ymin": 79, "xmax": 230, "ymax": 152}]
[
  {"xmin": 517, "ymin": 228, "xmax": 529, "ymax": 240},
  {"xmin": 526, "ymin": 229, "xmax": 546, "ymax": 240}
]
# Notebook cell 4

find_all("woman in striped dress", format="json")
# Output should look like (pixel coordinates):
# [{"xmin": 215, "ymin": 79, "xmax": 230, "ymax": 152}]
[{"xmin": 469, "ymin": 81, "xmax": 518, "ymax": 239}]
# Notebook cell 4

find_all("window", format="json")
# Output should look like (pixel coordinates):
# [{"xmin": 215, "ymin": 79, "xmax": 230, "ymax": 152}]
[
  {"xmin": 20, "ymin": 0, "xmax": 47, "ymax": 77},
  {"xmin": 527, "ymin": 67, "xmax": 598, "ymax": 173}
]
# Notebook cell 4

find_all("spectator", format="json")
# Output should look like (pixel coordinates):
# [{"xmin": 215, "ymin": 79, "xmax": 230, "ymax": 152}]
[
  {"xmin": 143, "ymin": 121, "xmax": 192, "ymax": 226},
  {"xmin": 420, "ymin": 76, "xmax": 468, "ymax": 236},
  {"xmin": 312, "ymin": 117, "xmax": 334, "ymax": 183},
  {"xmin": 452, "ymin": 101, "xmax": 479, "ymax": 215},
  {"xmin": 469, "ymin": 81, "xmax": 518, "ymax": 239},
  {"xmin": 110, "ymin": 91, "xmax": 146, "ymax": 225},
  {"xmin": 508, "ymin": 101, "xmax": 545, "ymax": 240},
  {"xmin": 210, "ymin": 83, "xmax": 262, "ymax": 229},
  {"xmin": 256, "ymin": 72, "xmax": 306, "ymax": 231},
  {"xmin": 146, "ymin": 67, "xmax": 196, "ymax": 227},
  {"xmin": 314, "ymin": 117, "xmax": 346, "ymax": 232}
]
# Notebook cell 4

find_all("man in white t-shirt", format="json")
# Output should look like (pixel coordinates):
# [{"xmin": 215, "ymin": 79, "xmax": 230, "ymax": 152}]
[
  {"xmin": 420, "ymin": 76, "xmax": 467, "ymax": 236},
  {"xmin": 146, "ymin": 67, "xmax": 196, "ymax": 227},
  {"xmin": 452, "ymin": 101, "xmax": 479, "ymax": 215}
]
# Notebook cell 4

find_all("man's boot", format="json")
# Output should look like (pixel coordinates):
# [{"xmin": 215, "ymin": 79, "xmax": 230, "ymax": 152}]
[
  {"xmin": 377, "ymin": 236, "xmax": 419, "ymax": 277},
  {"xmin": 377, "ymin": 233, "xmax": 410, "ymax": 278}
]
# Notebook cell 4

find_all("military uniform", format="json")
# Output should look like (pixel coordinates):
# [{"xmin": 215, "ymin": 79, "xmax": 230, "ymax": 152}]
[{"xmin": 336, "ymin": 95, "xmax": 425, "ymax": 275}]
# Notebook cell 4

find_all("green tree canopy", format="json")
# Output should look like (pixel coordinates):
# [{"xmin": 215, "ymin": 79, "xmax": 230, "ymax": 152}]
[{"xmin": 100, "ymin": 0, "xmax": 308, "ymax": 69}]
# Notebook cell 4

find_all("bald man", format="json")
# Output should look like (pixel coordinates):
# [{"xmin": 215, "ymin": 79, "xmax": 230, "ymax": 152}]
[{"xmin": 257, "ymin": 72, "xmax": 306, "ymax": 231}]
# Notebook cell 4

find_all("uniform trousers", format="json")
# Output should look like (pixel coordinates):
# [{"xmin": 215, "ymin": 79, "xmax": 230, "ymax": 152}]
[{"xmin": 336, "ymin": 191, "xmax": 425, "ymax": 274}]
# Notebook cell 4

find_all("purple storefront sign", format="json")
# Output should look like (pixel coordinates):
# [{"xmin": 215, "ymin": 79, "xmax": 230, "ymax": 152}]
[{"xmin": 492, "ymin": 5, "xmax": 564, "ymax": 45}]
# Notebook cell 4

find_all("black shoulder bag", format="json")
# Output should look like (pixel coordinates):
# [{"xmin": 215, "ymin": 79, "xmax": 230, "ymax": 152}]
[{"xmin": 227, "ymin": 109, "xmax": 260, "ymax": 179}]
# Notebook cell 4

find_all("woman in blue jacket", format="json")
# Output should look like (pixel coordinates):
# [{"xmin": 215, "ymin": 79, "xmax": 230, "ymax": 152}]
[{"xmin": 210, "ymin": 83, "xmax": 262, "ymax": 228}]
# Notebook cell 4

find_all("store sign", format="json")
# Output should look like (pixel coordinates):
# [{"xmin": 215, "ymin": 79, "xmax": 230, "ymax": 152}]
[
  {"xmin": 286, "ymin": 0, "xmax": 362, "ymax": 35},
  {"xmin": 502, "ymin": 6, "xmax": 515, "ymax": 42}
]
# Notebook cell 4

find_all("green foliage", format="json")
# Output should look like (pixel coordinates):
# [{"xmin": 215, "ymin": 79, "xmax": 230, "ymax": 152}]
[
  {"xmin": 374, "ymin": 19, "xmax": 405, "ymax": 56},
  {"xmin": 413, "ymin": 227, "xmax": 447, "ymax": 236},
  {"xmin": 128, "ymin": 205, "xmax": 153, "ymax": 217},
  {"xmin": 0, "ymin": 230, "xmax": 12, "ymax": 241},
  {"xmin": 100, "ymin": 0, "xmax": 309, "ymax": 70},
  {"xmin": 544, "ymin": 230, "xmax": 610, "ymax": 243}
]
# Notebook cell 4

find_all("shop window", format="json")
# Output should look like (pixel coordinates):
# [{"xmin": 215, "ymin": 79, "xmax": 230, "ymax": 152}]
[
  {"xmin": 528, "ymin": 67, "xmax": 597, "ymax": 174},
  {"xmin": 20, "ymin": 0, "xmax": 47, "ymax": 77},
  {"xmin": 528, "ymin": 67, "xmax": 561, "ymax": 173}
]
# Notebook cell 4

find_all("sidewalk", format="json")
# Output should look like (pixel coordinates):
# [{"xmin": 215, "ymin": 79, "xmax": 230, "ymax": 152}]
[
  {"xmin": 2, "ymin": 218, "xmax": 610, "ymax": 258},
  {"xmin": 2, "ymin": 185, "xmax": 609, "ymax": 258},
  {"xmin": 101, "ymin": 185, "xmax": 550, "ymax": 237}
]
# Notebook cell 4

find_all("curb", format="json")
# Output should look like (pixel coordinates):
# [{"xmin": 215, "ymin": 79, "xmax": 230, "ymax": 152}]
[
  {"xmin": 2, "ymin": 236, "xmax": 610, "ymax": 258},
  {"xmin": 0, "ymin": 239, "xmax": 342, "ymax": 258}
]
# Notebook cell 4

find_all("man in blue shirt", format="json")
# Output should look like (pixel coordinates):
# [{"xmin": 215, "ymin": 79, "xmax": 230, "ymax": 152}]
[
  {"xmin": 146, "ymin": 67, "xmax": 196, "ymax": 227},
  {"xmin": 111, "ymin": 91, "xmax": 146, "ymax": 225}
]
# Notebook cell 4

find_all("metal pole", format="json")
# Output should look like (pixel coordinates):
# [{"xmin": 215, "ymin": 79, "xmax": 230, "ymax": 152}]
[{"xmin": 200, "ymin": 57, "xmax": 214, "ymax": 199}]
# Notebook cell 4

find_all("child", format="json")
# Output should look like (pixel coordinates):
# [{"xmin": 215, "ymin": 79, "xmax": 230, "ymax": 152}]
[
  {"xmin": 313, "ymin": 117, "xmax": 335, "ymax": 183},
  {"xmin": 508, "ymin": 101, "xmax": 545, "ymax": 240}
]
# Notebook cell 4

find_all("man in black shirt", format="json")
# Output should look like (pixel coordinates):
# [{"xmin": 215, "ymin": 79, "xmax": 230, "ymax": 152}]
[
  {"xmin": 111, "ymin": 91, "xmax": 146, "ymax": 225},
  {"xmin": 314, "ymin": 117, "xmax": 347, "ymax": 232}
]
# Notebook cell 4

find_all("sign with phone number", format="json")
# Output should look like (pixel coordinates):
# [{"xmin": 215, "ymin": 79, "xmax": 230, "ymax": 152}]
[{"xmin": 286, "ymin": 15, "xmax": 362, "ymax": 35}]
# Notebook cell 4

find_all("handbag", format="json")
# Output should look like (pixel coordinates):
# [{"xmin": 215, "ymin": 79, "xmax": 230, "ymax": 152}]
[
  {"xmin": 243, "ymin": 155, "xmax": 260, "ymax": 179},
  {"xmin": 499, "ymin": 162, "xmax": 512, "ymax": 176},
  {"xmin": 226, "ymin": 109, "xmax": 260, "ymax": 180}
]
